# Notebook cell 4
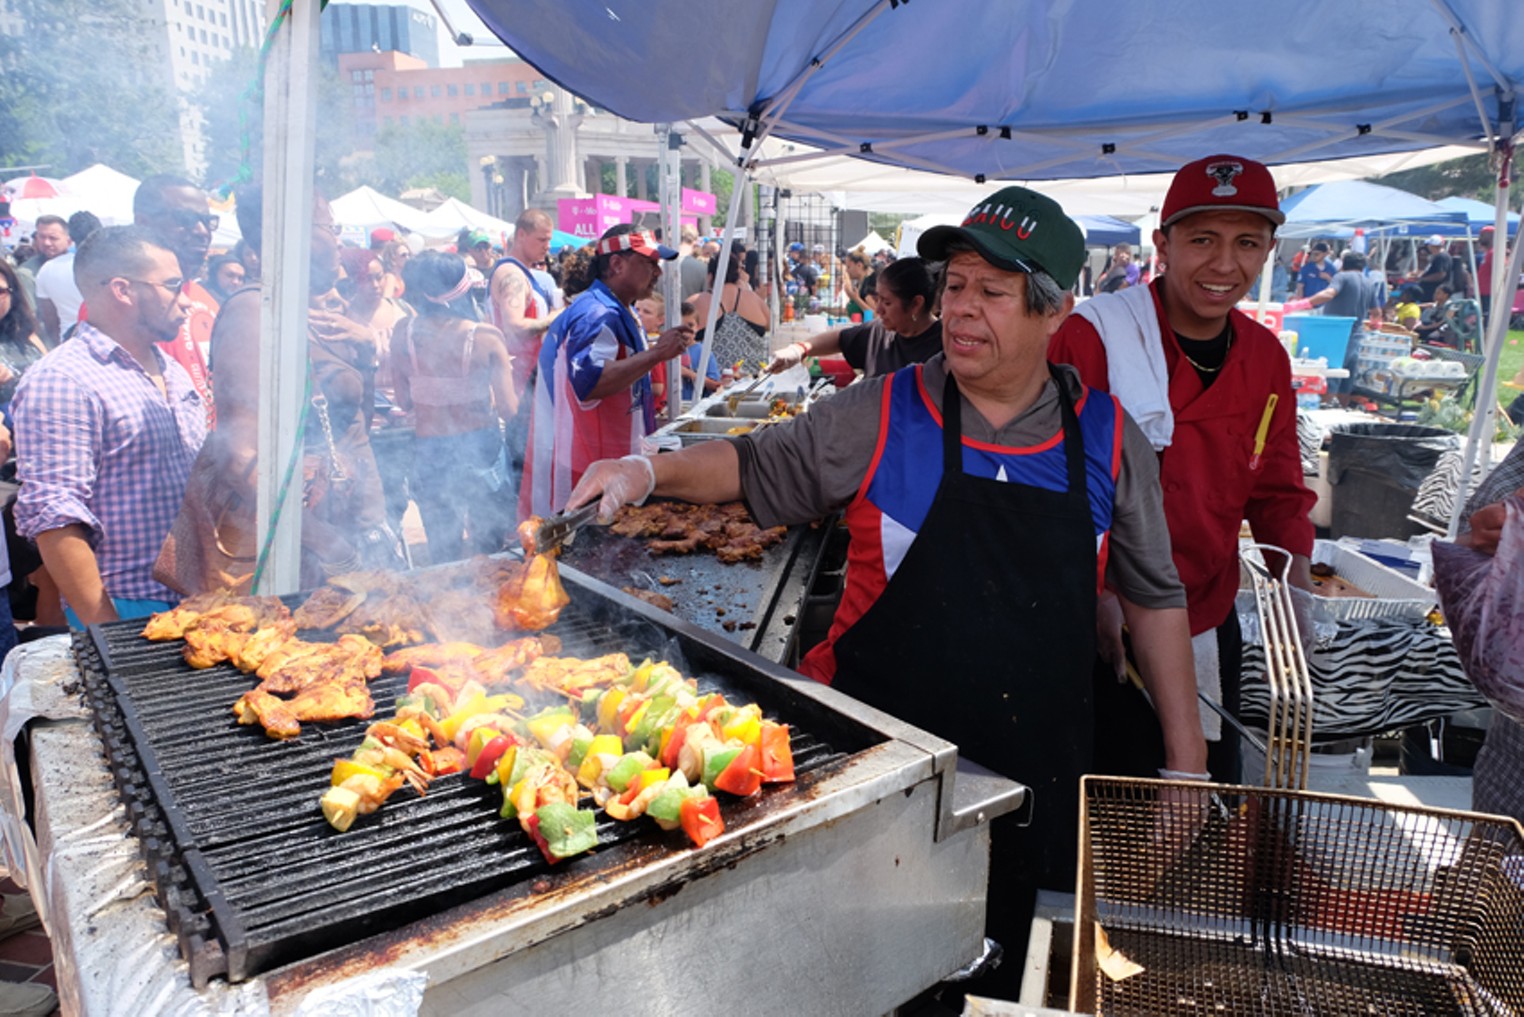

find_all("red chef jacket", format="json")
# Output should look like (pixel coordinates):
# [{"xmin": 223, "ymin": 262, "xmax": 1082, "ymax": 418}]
[{"xmin": 1049, "ymin": 279, "xmax": 1315, "ymax": 636}]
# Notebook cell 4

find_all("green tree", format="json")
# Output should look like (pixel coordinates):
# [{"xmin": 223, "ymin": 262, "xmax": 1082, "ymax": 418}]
[
  {"xmin": 1373, "ymin": 152, "xmax": 1523, "ymax": 211},
  {"xmin": 192, "ymin": 47, "xmax": 361, "ymax": 193},
  {"xmin": 0, "ymin": 0, "xmax": 184, "ymax": 176},
  {"xmin": 369, "ymin": 119, "xmax": 470, "ymax": 200}
]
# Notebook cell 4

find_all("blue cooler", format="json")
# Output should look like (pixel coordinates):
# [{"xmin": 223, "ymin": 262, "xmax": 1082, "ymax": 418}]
[{"xmin": 1283, "ymin": 314, "xmax": 1357, "ymax": 365}]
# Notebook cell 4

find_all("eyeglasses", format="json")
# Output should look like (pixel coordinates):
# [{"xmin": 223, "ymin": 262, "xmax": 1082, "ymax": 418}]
[
  {"xmin": 316, "ymin": 223, "xmax": 342, "ymax": 237},
  {"xmin": 162, "ymin": 209, "xmax": 219, "ymax": 233},
  {"xmin": 109, "ymin": 277, "xmax": 185, "ymax": 295},
  {"xmin": 0, "ymin": 286, "xmax": 11, "ymax": 297}
]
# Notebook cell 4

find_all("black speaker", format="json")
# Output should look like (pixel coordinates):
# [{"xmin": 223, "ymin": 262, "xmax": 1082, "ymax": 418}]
[{"xmin": 836, "ymin": 209, "xmax": 869, "ymax": 247}]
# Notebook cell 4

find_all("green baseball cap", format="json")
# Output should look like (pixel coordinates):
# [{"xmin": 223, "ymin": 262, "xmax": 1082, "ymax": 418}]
[{"xmin": 918, "ymin": 186, "xmax": 1084, "ymax": 290}]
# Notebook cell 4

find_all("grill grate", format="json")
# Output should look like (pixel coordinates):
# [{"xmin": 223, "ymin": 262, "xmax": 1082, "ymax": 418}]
[
  {"xmin": 77, "ymin": 581, "xmax": 861, "ymax": 986},
  {"xmin": 1073, "ymin": 777, "xmax": 1524, "ymax": 1015}
]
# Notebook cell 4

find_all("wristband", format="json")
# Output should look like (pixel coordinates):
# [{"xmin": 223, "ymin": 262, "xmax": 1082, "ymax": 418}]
[
  {"xmin": 792, "ymin": 341, "xmax": 810, "ymax": 357},
  {"xmin": 620, "ymin": 454, "xmax": 656, "ymax": 506},
  {"xmin": 1157, "ymin": 768, "xmax": 1212, "ymax": 782}
]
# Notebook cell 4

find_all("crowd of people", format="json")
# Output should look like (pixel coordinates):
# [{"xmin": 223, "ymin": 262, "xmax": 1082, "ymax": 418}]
[{"xmin": 2, "ymin": 149, "xmax": 1520, "ymax": 1014}]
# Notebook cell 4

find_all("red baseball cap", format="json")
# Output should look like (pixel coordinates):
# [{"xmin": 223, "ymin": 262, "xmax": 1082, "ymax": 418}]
[
  {"xmin": 1161, "ymin": 154, "xmax": 1284, "ymax": 229},
  {"xmin": 595, "ymin": 229, "xmax": 678, "ymax": 261},
  {"xmin": 370, "ymin": 227, "xmax": 396, "ymax": 245}
]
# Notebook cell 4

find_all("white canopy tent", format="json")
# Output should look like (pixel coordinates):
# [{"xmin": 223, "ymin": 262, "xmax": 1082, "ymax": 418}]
[
  {"xmin": 419, "ymin": 196, "xmax": 517, "ymax": 242},
  {"xmin": 329, "ymin": 185, "xmax": 433, "ymax": 235}
]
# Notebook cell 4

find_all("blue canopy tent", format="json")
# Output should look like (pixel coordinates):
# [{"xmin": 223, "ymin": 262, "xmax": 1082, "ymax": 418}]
[
  {"xmin": 465, "ymin": 0, "xmax": 1524, "ymax": 532},
  {"xmin": 1437, "ymin": 195, "xmax": 1521, "ymax": 236},
  {"xmin": 550, "ymin": 228, "xmax": 586, "ymax": 252},
  {"xmin": 1076, "ymin": 215, "xmax": 1140, "ymax": 248},
  {"xmin": 1277, "ymin": 180, "xmax": 1468, "ymax": 238}
]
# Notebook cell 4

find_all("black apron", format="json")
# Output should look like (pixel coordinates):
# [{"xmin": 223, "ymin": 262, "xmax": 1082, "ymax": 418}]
[{"xmin": 830, "ymin": 367, "xmax": 1099, "ymax": 973}]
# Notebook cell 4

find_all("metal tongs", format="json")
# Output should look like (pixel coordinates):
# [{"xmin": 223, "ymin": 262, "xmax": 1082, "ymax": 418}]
[
  {"xmin": 726, "ymin": 372, "xmax": 770, "ymax": 414},
  {"xmin": 531, "ymin": 502, "xmax": 599, "ymax": 554}
]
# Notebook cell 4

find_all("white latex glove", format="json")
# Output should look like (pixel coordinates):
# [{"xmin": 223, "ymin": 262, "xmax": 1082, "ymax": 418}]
[
  {"xmin": 769, "ymin": 341, "xmax": 808, "ymax": 374},
  {"xmin": 568, "ymin": 455, "xmax": 656, "ymax": 522},
  {"xmin": 1096, "ymin": 590, "xmax": 1128, "ymax": 682}
]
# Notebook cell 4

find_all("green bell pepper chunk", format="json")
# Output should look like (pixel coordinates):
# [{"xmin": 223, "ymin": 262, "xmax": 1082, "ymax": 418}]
[
  {"xmin": 605, "ymin": 751, "xmax": 654, "ymax": 793},
  {"xmin": 535, "ymin": 802, "xmax": 599, "ymax": 859},
  {"xmin": 702, "ymin": 746, "xmax": 743, "ymax": 791}
]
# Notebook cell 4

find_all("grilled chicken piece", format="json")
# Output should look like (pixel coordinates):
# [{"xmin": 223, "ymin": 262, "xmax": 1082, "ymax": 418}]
[
  {"xmin": 143, "ymin": 592, "xmax": 289, "ymax": 641},
  {"xmin": 648, "ymin": 536, "xmax": 703, "ymax": 555},
  {"xmin": 228, "ymin": 620, "xmax": 299, "ymax": 672},
  {"xmin": 381, "ymin": 641, "xmax": 488, "ymax": 674},
  {"xmin": 183, "ymin": 624, "xmax": 253, "ymax": 669},
  {"xmin": 142, "ymin": 591, "xmax": 235, "ymax": 640},
  {"xmin": 232, "ymin": 689, "xmax": 301, "ymax": 739},
  {"xmin": 519, "ymin": 653, "xmax": 631, "ymax": 696},
  {"xmin": 471, "ymin": 635, "xmax": 555, "ymax": 685},
  {"xmin": 494, "ymin": 552, "xmax": 570, "ymax": 631},
  {"xmin": 288, "ymin": 677, "xmax": 374, "ymax": 724},
  {"xmin": 341, "ymin": 590, "xmax": 427, "ymax": 648}
]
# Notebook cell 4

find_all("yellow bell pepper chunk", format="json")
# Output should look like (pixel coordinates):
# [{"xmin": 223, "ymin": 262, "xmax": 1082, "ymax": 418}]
[
  {"xmin": 465, "ymin": 725, "xmax": 505, "ymax": 768},
  {"xmin": 637, "ymin": 766, "xmax": 671, "ymax": 791},
  {"xmin": 396, "ymin": 717, "xmax": 426, "ymax": 741},
  {"xmin": 494, "ymin": 744, "xmax": 519, "ymax": 787},
  {"xmin": 631, "ymin": 659, "xmax": 655, "ymax": 691},
  {"xmin": 332, "ymin": 758, "xmax": 391, "ymax": 787},
  {"xmin": 596, "ymin": 688, "xmax": 627, "ymax": 732},
  {"xmin": 439, "ymin": 690, "xmax": 489, "ymax": 744},
  {"xmin": 576, "ymin": 735, "xmax": 623, "ymax": 786},
  {"xmin": 721, "ymin": 710, "xmax": 762, "ymax": 747}
]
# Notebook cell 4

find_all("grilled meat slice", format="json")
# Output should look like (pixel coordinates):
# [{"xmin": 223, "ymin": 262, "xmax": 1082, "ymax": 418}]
[
  {"xmin": 381, "ymin": 641, "xmax": 488, "ymax": 675},
  {"xmin": 288, "ymin": 677, "xmax": 374, "ymax": 724},
  {"xmin": 622, "ymin": 587, "xmax": 675, "ymax": 612},
  {"xmin": 471, "ymin": 635, "xmax": 557, "ymax": 685},
  {"xmin": 232, "ymin": 689, "xmax": 302, "ymax": 739},
  {"xmin": 292, "ymin": 585, "xmax": 367, "ymax": 630},
  {"xmin": 519, "ymin": 652, "xmax": 631, "ymax": 695},
  {"xmin": 228, "ymin": 620, "xmax": 299, "ymax": 672}
]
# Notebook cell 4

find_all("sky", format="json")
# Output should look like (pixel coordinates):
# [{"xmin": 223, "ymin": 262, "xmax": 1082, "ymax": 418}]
[{"xmin": 333, "ymin": 0, "xmax": 512, "ymax": 67}]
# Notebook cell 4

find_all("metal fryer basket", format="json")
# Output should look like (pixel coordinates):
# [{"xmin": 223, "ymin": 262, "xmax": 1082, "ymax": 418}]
[{"xmin": 1072, "ymin": 776, "xmax": 1524, "ymax": 1015}]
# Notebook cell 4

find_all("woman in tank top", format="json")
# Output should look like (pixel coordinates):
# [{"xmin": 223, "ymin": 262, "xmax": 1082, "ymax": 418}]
[{"xmin": 392, "ymin": 251, "xmax": 518, "ymax": 564}]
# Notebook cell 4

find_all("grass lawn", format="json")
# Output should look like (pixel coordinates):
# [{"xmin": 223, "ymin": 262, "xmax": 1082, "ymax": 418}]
[{"xmin": 1491, "ymin": 328, "xmax": 1524, "ymax": 390}]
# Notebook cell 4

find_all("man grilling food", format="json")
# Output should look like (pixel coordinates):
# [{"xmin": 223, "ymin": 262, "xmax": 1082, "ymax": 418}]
[{"xmin": 567, "ymin": 185, "xmax": 1207, "ymax": 991}]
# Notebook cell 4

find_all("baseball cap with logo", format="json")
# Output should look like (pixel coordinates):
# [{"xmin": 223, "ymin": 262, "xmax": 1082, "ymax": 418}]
[
  {"xmin": 1161, "ymin": 154, "xmax": 1285, "ymax": 229},
  {"xmin": 917, "ymin": 185, "xmax": 1085, "ymax": 290},
  {"xmin": 1425, "ymin": 234, "xmax": 1446, "ymax": 246},
  {"xmin": 467, "ymin": 230, "xmax": 492, "ymax": 248},
  {"xmin": 595, "ymin": 229, "xmax": 678, "ymax": 261}
]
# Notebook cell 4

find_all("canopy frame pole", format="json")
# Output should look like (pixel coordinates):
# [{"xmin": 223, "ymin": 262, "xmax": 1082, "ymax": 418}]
[
  {"xmin": 254, "ymin": 0, "xmax": 318, "ymax": 595},
  {"xmin": 1264, "ymin": 97, "xmax": 1482, "ymax": 164},
  {"xmin": 1428, "ymin": 0, "xmax": 1511, "ymax": 92},
  {"xmin": 657, "ymin": 122, "xmax": 685, "ymax": 422},
  {"xmin": 690, "ymin": 0, "xmax": 898, "ymax": 393},
  {"xmin": 1449, "ymin": 27, "xmax": 1498, "ymax": 150},
  {"xmin": 1449, "ymin": 137, "xmax": 1520, "ymax": 537}
]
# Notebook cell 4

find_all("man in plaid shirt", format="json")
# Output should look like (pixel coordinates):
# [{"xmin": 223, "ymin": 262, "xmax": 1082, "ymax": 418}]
[{"xmin": 12, "ymin": 226, "xmax": 207, "ymax": 625}]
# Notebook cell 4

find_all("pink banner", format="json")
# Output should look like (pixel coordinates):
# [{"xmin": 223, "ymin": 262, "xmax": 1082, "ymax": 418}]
[
  {"xmin": 682, "ymin": 188, "xmax": 717, "ymax": 216},
  {"xmin": 558, "ymin": 194, "xmax": 701, "ymax": 239}
]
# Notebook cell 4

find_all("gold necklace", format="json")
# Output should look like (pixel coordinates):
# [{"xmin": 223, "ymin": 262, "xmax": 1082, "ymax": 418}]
[{"xmin": 1178, "ymin": 331, "xmax": 1234, "ymax": 373}]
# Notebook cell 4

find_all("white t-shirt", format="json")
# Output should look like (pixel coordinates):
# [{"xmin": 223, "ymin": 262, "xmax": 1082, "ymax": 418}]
[{"xmin": 33, "ymin": 251, "xmax": 82, "ymax": 331}]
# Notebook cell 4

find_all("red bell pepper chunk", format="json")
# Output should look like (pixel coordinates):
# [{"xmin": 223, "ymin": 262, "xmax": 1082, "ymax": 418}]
[
  {"xmin": 679, "ymin": 795, "xmax": 724, "ymax": 848},
  {"xmin": 407, "ymin": 666, "xmax": 444, "ymax": 694},
  {"xmin": 469, "ymin": 735, "xmax": 516, "ymax": 780},
  {"xmin": 758, "ymin": 722, "xmax": 795, "ymax": 783},
  {"xmin": 523, "ymin": 812, "xmax": 559, "ymax": 864},
  {"xmin": 713, "ymin": 744, "xmax": 763, "ymax": 797},
  {"xmin": 430, "ymin": 746, "xmax": 466, "ymax": 775},
  {"xmin": 661, "ymin": 717, "xmax": 692, "ymax": 770}
]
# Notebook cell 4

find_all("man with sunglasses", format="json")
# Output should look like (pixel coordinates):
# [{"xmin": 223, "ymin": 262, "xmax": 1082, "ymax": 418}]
[
  {"xmin": 134, "ymin": 174, "xmax": 221, "ymax": 412},
  {"xmin": 11, "ymin": 226, "xmax": 207, "ymax": 625}
]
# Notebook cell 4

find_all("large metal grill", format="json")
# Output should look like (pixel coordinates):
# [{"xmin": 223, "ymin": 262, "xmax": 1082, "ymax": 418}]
[
  {"xmin": 1072, "ymin": 776, "xmax": 1524, "ymax": 1015},
  {"xmin": 556, "ymin": 511, "xmax": 827, "ymax": 661},
  {"xmin": 75, "ymin": 566, "xmax": 875, "ymax": 987}
]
